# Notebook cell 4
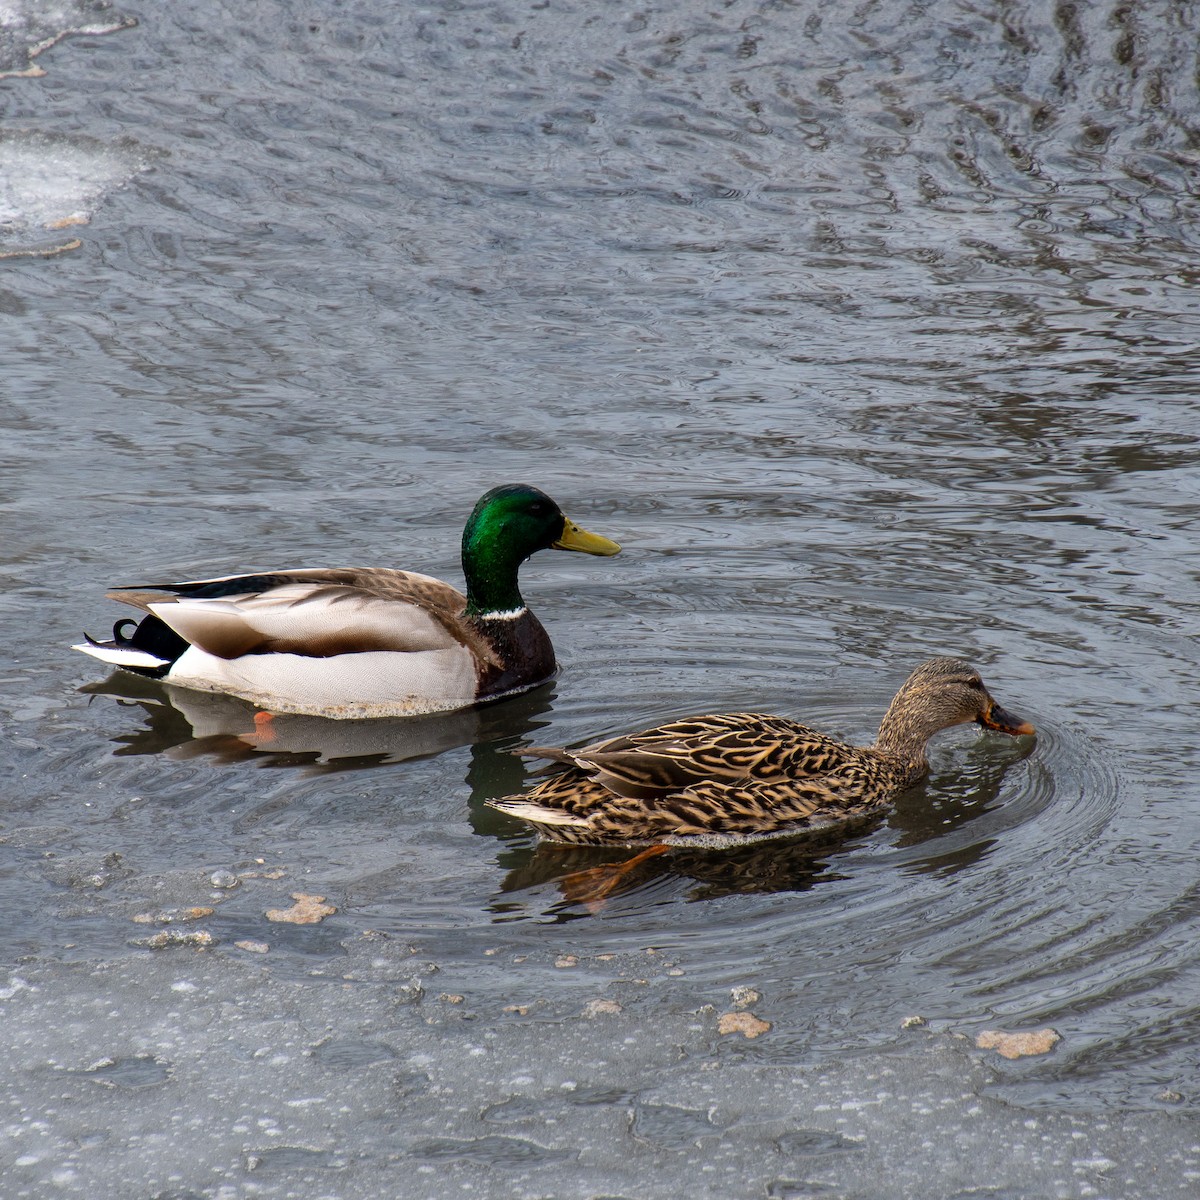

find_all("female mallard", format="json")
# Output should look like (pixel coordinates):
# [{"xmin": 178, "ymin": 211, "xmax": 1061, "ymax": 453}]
[
  {"xmin": 489, "ymin": 658, "xmax": 1034, "ymax": 845},
  {"xmin": 73, "ymin": 484, "xmax": 620, "ymax": 718}
]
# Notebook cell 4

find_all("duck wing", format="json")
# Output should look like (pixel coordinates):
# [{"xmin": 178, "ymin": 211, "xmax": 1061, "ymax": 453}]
[
  {"xmin": 520, "ymin": 712, "xmax": 863, "ymax": 800},
  {"xmin": 108, "ymin": 568, "xmax": 502, "ymax": 667},
  {"xmin": 490, "ymin": 770, "xmax": 875, "ymax": 844}
]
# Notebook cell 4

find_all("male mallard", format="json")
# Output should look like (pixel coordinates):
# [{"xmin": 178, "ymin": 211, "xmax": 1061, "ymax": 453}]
[
  {"xmin": 73, "ymin": 484, "xmax": 620, "ymax": 718},
  {"xmin": 489, "ymin": 658, "xmax": 1034, "ymax": 845}
]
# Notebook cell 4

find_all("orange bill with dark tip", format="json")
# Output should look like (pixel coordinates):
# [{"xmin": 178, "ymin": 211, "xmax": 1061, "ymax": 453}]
[{"xmin": 978, "ymin": 701, "xmax": 1035, "ymax": 737}]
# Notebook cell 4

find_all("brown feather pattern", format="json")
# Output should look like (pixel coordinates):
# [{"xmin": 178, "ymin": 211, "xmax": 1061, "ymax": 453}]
[{"xmin": 489, "ymin": 658, "xmax": 1034, "ymax": 846}]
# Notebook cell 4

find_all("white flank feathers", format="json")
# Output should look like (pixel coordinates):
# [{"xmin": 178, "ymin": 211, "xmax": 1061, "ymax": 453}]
[
  {"xmin": 165, "ymin": 644, "xmax": 479, "ymax": 718},
  {"xmin": 75, "ymin": 571, "xmax": 511, "ymax": 718}
]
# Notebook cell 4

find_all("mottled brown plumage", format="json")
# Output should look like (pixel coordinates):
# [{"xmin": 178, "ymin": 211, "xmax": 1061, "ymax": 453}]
[{"xmin": 488, "ymin": 658, "xmax": 1035, "ymax": 845}]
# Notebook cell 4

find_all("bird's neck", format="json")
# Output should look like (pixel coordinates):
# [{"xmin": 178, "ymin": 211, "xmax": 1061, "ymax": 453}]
[
  {"xmin": 462, "ymin": 537, "xmax": 526, "ymax": 617},
  {"xmin": 872, "ymin": 696, "xmax": 938, "ymax": 770}
]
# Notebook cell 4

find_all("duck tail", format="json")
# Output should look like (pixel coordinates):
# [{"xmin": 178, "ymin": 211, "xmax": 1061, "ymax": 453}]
[
  {"xmin": 71, "ymin": 615, "xmax": 180, "ymax": 678},
  {"xmin": 509, "ymin": 745, "xmax": 577, "ymax": 765},
  {"xmin": 486, "ymin": 797, "xmax": 590, "ymax": 829},
  {"xmin": 72, "ymin": 635, "xmax": 170, "ymax": 674}
]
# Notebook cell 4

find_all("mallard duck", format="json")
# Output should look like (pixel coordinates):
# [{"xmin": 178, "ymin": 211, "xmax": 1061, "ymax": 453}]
[
  {"xmin": 488, "ymin": 658, "xmax": 1034, "ymax": 845},
  {"xmin": 73, "ymin": 484, "xmax": 620, "ymax": 718}
]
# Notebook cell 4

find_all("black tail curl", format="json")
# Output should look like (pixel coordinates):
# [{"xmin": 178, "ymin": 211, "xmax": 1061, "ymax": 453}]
[{"xmin": 111, "ymin": 613, "xmax": 190, "ymax": 669}]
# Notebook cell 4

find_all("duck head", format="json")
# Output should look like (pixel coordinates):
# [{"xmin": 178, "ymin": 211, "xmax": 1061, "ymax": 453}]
[
  {"xmin": 462, "ymin": 484, "xmax": 620, "ymax": 616},
  {"xmin": 875, "ymin": 657, "xmax": 1035, "ymax": 761}
]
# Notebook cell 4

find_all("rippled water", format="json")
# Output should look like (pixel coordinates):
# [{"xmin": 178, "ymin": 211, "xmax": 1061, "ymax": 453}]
[{"xmin": 3, "ymin": 0, "xmax": 1200, "ymax": 1118}]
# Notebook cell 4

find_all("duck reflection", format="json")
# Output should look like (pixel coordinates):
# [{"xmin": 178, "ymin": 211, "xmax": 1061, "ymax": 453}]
[
  {"xmin": 80, "ymin": 672, "xmax": 558, "ymax": 771},
  {"xmin": 484, "ymin": 818, "xmax": 879, "ymax": 911},
  {"xmin": 885, "ymin": 734, "xmax": 1038, "ymax": 875}
]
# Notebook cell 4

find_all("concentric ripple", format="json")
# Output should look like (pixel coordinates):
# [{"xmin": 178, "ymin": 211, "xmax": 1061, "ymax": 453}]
[{"xmin": 3, "ymin": 0, "xmax": 1200, "ymax": 1115}]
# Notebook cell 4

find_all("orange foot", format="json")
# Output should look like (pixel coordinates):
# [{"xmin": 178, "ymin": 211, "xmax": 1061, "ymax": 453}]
[
  {"xmin": 243, "ymin": 710, "xmax": 278, "ymax": 747},
  {"xmin": 558, "ymin": 844, "xmax": 670, "ymax": 909}
]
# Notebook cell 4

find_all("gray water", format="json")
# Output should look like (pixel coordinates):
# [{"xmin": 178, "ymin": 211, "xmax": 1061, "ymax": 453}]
[{"xmin": 3, "ymin": 0, "xmax": 1200, "ymax": 1194}]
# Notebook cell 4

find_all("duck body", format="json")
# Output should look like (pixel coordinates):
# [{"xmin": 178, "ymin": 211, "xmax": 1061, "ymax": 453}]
[
  {"xmin": 73, "ymin": 485, "xmax": 620, "ymax": 718},
  {"xmin": 489, "ymin": 658, "xmax": 1034, "ymax": 846}
]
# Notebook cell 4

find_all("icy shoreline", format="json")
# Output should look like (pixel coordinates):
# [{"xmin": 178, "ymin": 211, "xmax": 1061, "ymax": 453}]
[{"xmin": 5, "ymin": 941, "xmax": 1198, "ymax": 1199}]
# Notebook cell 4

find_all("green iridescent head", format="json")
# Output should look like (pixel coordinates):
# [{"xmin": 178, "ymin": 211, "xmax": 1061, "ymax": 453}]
[{"xmin": 461, "ymin": 484, "xmax": 620, "ymax": 616}]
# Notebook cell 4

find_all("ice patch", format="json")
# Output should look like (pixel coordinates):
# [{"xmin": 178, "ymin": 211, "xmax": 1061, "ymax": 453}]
[
  {"xmin": 0, "ymin": 0, "xmax": 135, "ymax": 78},
  {"xmin": 0, "ymin": 976, "xmax": 32, "ymax": 1000},
  {"xmin": 0, "ymin": 130, "xmax": 153, "ymax": 255}
]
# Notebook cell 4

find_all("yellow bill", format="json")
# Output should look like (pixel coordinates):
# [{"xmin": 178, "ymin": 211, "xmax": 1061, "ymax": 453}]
[{"xmin": 553, "ymin": 517, "xmax": 621, "ymax": 556}]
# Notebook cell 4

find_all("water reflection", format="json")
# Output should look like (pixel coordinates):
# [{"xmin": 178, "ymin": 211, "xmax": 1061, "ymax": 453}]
[
  {"xmin": 490, "ymin": 827, "xmax": 865, "ymax": 913},
  {"xmin": 887, "ymin": 737, "xmax": 1039, "ymax": 855},
  {"xmin": 80, "ymin": 672, "xmax": 559, "ymax": 772},
  {"xmin": 7, "ymin": 0, "xmax": 1196, "ymax": 1114}
]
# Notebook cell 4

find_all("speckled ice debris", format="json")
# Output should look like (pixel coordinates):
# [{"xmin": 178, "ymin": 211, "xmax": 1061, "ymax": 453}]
[
  {"xmin": 0, "ymin": 130, "xmax": 151, "ymax": 254},
  {"xmin": 3, "ymin": 948, "xmax": 1200, "ymax": 1199},
  {"xmin": 0, "ymin": 975, "xmax": 32, "ymax": 1000}
]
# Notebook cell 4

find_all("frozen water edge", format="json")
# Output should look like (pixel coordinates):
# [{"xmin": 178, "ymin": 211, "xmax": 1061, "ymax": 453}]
[
  {"xmin": 0, "ymin": 130, "xmax": 154, "ymax": 254},
  {"xmin": 0, "ymin": 0, "xmax": 135, "ymax": 79},
  {"xmin": 3, "ymin": 942, "xmax": 1199, "ymax": 1199}
]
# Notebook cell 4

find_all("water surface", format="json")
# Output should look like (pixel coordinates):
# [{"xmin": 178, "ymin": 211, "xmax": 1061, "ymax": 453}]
[{"xmin": 3, "ymin": 0, "xmax": 1200, "ymax": 1133}]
